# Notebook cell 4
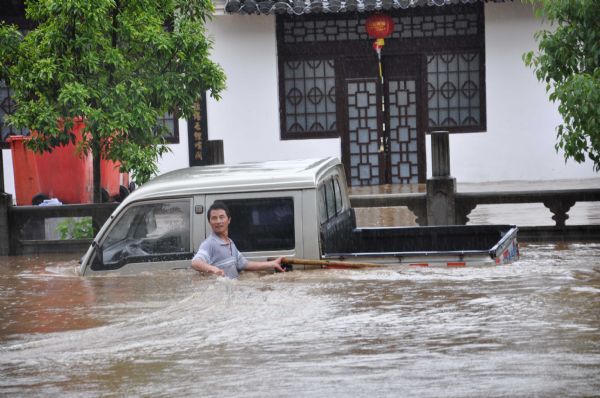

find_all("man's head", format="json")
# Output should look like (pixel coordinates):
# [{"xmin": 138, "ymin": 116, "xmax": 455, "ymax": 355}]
[{"xmin": 207, "ymin": 202, "xmax": 231, "ymax": 236}]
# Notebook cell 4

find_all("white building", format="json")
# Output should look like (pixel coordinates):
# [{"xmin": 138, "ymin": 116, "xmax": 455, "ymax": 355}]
[{"xmin": 2, "ymin": 0, "xmax": 597, "ymax": 199}]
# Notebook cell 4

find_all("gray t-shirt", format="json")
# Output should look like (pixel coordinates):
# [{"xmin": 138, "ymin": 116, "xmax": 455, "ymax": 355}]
[{"xmin": 193, "ymin": 233, "xmax": 248, "ymax": 279}]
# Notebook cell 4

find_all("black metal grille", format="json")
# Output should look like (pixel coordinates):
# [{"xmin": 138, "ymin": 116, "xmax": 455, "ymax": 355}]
[
  {"xmin": 426, "ymin": 52, "xmax": 481, "ymax": 128},
  {"xmin": 283, "ymin": 59, "xmax": 337, "ymax": 134}
]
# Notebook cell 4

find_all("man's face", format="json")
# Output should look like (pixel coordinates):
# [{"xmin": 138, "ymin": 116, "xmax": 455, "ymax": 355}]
[{"xmin": 209, "ymin": 209, "xmax": 231, "ymax": 235}]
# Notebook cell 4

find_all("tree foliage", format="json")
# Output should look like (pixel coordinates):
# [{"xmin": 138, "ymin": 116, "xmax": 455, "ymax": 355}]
[
  {"xmin": 0, "ymin": 0, "xmax": 226, "ymax": 200},
  {"xmin": 523, "ymin": 0, "xmax": 600, "ymax": 171}
]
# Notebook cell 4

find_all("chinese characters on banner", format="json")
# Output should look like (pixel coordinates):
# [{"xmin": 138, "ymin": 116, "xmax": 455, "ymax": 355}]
[{"xmin": 187, "ymin": 92, "xmax": 209, "ymax": 166}]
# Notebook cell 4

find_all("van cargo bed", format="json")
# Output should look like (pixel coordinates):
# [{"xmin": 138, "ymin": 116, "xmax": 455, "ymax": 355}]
[{"xmin": 322, "ymin": 225, "xmax": 519, "ymax": 267}]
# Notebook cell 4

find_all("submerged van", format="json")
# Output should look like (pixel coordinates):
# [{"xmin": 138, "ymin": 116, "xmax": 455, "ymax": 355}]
[{"xmin": 79, "ymin": 158, "xmax": 518, "ymax": 276}]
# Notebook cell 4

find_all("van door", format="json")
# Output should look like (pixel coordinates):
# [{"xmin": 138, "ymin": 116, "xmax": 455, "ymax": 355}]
[
  {"xmin": 205, "ymin": 191, "xmax": 303, "ymax": 260},
  {"xmin": 87, "ymin": 198, "xmax": 194, "ymax": 274},
  {"xmin": 192, "ymin": 195, "xmax": 207, "ymax": 253}
]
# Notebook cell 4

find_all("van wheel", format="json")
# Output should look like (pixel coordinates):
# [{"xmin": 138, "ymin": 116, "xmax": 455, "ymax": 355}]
[{"xmin": 32, "ymin": 193, "xmax": 49, "ymax": 206}]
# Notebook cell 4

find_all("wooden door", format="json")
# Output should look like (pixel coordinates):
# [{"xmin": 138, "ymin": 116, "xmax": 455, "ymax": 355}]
[{"xmin": 341, "ymin": 55, "xmax": 424, "ymax": 186}]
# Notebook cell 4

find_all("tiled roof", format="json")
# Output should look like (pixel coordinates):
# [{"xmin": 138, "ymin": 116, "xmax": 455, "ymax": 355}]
[{"xmin": 224, "ymin": 0, "xmax": 501, "ymax": 15}]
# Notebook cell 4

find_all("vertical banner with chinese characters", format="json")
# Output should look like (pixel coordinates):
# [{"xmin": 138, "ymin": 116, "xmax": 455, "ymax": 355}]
[{"xmin": 187, "ymin": 91, "xmax": 209, "ymax": 166}]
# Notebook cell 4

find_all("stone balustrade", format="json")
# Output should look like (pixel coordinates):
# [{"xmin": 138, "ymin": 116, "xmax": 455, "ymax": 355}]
[{"xmin": 350, "ymin": 187, "xmax": 600, "ymax": 241}]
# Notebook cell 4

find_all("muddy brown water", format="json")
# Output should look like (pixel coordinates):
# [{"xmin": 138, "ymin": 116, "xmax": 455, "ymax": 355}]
[{"xmin": 1, "ymin": 179, "xmax": 599, "ymax": 397}]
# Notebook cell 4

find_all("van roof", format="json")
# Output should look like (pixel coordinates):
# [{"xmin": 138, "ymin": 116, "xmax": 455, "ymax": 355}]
[{"xmin": 122, "ymin": 157, "xmax": 341, "ymax": 203}]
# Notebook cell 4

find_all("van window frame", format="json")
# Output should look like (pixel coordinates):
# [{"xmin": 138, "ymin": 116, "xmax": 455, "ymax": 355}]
[
  {"xmin": 92, "ymin": 198, "xmax": 193, "ymax": 271},
  {"xmin": 318, "ymin": 174, "xmax": 347, "ymax": 225},
  {"xmin": 205, "ymin": 190, "xmax": 302, "ymax": 258}
]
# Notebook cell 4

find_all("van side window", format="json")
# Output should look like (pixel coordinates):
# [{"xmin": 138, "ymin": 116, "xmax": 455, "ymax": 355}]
[
  {"xmin": 333, "ymin": 177, "xmax": 344, "ymax": 214},
  {"xmin": 319, "ymin": 177, "xmax": 345, "ymax": 225},
  {"xmin": 318, "ymin": 186, "xmax": 328, "ymax": 224},
  {"xmin": 325, "ymin": 179, "xmax": 336, "ymax": 220},
  {"xmin": 101, "ymin": 201, "xmax": 191, "ymax": 265},
  {"xmin": 220, "ymin": 197, "xmax": 295, "ymax": 252}
]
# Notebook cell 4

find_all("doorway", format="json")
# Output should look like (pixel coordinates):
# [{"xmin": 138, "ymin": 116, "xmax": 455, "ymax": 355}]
[{"xmin": 341, "ymin": 54, "xmax": 424, "ymax": 186}]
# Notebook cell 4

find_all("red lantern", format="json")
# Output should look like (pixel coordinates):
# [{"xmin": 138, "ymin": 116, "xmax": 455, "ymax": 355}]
[{"xmin": 365, "ymin": 14, "xmax": 394, "ymax": 39}]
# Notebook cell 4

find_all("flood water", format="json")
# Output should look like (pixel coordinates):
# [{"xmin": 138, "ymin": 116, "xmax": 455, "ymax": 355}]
[
  {"xmin": 1, "ymin": 245, "xmax": 599, "ymax": 397},
  {"xmin": 1, "ymin": 179, "xmax": 600, "ymax": 397}
]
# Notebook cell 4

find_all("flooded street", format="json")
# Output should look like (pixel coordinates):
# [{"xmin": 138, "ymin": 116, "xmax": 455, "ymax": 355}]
[
  {"xmin": 1, "ymin": 178, "xmax": 599, "ymax": 397},
  {"xmin": 1, "ymin": 243, "xmax": 600, "ymax": 397}
]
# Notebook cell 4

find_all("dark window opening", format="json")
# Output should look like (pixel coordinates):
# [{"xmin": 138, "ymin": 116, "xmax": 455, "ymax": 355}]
[
  {"xmin": 319, "ymin": 177, "xmax": 345, "ymax": 224},
  {"xmin": 155, "ymin": 111, "xmax": 180, "ymax": 144},
  {"xmin": 221, "ymin": 197, "xmax": 295, "ymax": 252}
]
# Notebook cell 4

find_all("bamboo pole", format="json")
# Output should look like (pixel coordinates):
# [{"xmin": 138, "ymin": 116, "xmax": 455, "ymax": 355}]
[{"xmin": 282, "ymin": 258, "xmax": 383, "ymax": 269}]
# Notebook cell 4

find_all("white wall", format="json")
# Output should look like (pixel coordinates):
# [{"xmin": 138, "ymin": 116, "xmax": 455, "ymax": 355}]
[
  {"xmin": 3, "ymin": 2, "xmax": 597, "ymax": 200},
  {"xmin": 447, "ymin": 2, "xmax": 597, "ymax": 182},
  {"xmin": 156, "ymin": 118, "xmax": 191, "ymax": 174},
  {"xmin": 203, "ymin": 14, "xmax": 341, "ymax": 164}
]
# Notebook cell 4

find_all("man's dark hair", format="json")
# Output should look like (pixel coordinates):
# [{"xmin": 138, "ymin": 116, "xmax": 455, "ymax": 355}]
[{"xmin": 207, "ymin": 201, "xmax": 230, "ymax": 220}]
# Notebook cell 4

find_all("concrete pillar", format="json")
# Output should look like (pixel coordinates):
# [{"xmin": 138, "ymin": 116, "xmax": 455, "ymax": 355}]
[
  {"xmin": 431, "ymin": 131, "xmax": 451, "ymax": 177},
  {"xmin": 427, "ymin": 131, "xmax": 456, "ymax": 225},
  {"xmin": 0, "ymin": 193, "xmax": 11, "ymax": 255},
  {"xmin": 426, "ymin": 177, "xmax": 456, "ymax": 225}
]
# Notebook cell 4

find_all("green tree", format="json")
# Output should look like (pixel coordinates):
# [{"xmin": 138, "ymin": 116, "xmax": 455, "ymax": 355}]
[
  {"xmin": 0, "ymin": 0, "xmax": 225, "ymax": 201},
  {"xmin": 523, "ymin": 0, "xmax": 600, "ymax": 171}
]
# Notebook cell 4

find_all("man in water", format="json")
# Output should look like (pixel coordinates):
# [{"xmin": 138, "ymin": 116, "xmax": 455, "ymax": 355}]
[{"xmin": 191, "ymin": 201, "xmax": 286, "ymax": 278}]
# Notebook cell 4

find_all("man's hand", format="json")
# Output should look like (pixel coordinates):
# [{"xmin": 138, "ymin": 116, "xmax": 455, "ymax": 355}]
[
  {"xmin": 272, "ymin": 257, "xmax": 286, "ymax": 273},
  {"xmin": 245, "ymin": 257, "xmax": 287, "ymax": 273},
  {"xmin": 192, "ymin": 258, "xmax": 225, "ymax": 277},
  {"xmin": 211, "ymin": 266, "xmax": 226, "ymax": 277}
]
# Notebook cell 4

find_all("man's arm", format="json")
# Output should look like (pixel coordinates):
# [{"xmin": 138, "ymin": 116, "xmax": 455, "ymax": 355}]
[
  {"xmin": 191, "ymin": 258, "xmax": 225, "ymax": 277},
  {"xmin": 244, "ymin": 257, "xmax": 286, "ymax": 273}
]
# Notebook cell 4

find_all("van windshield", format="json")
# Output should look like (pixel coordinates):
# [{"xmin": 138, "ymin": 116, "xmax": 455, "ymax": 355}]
[{"xmin": 102, "ymin": 200, "xmax": 191, "ymax": 264}]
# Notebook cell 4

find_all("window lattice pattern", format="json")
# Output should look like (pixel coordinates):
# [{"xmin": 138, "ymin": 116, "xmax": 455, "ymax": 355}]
[
  {"xmin": 426, "ymin": 53, "xmax": 480, "ymax": 128},
  {"xmin": 347, "ymin": 80, "xmax": 380, "ymax": 186},
  {"xmin": 282, "ymin": 11, "xmax": 479, "ymax": 43},
  {"xmin": 388, "ymin": 79, "xmax": 419, "ymax": 184},
  {"xmin": 1, "ymin": 81, "xmax": 28, "ymax": 143},
  {"xmin": 283, "ymin": 59, "xmax": 337, "ymax": 133}
]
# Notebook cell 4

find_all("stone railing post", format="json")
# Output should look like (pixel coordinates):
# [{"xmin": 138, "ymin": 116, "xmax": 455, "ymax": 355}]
[
  {"xmin": 427, "ymin": 131, "xmax": 456, "ymax": 225},
  {"xmin": 455, "ymin": 200, "xmax": 477, "ymax": 225},
  {"xmin": 543, "ymin": 198, "xmax": 576, "ymax": 227}
]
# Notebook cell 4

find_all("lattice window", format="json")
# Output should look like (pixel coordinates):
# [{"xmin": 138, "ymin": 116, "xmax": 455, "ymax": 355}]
[
  {"xmin": 347, "ymin": 80, "xmax": 380, "ymax": 186},
  {"xmin": 388, "ymin": 79, "xmax": 419, "ymax": 184},
  {"xmin": 278, "ymin": 4, "xmax": 485, "ymax": 144},
  {"xmin": 282, "ymin": 11, "xmax": 480, "ymax": 44},
  {"xmin": 1, "ymin": 80, "xmax": 28, "ymax": 145},
  {"xmin": 282, "ymin": 59, "xmax": 337, "ymax": 137},
  {"xmin": 426, "ymin": 52, "xmax": 481, "ymax": 128}
]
